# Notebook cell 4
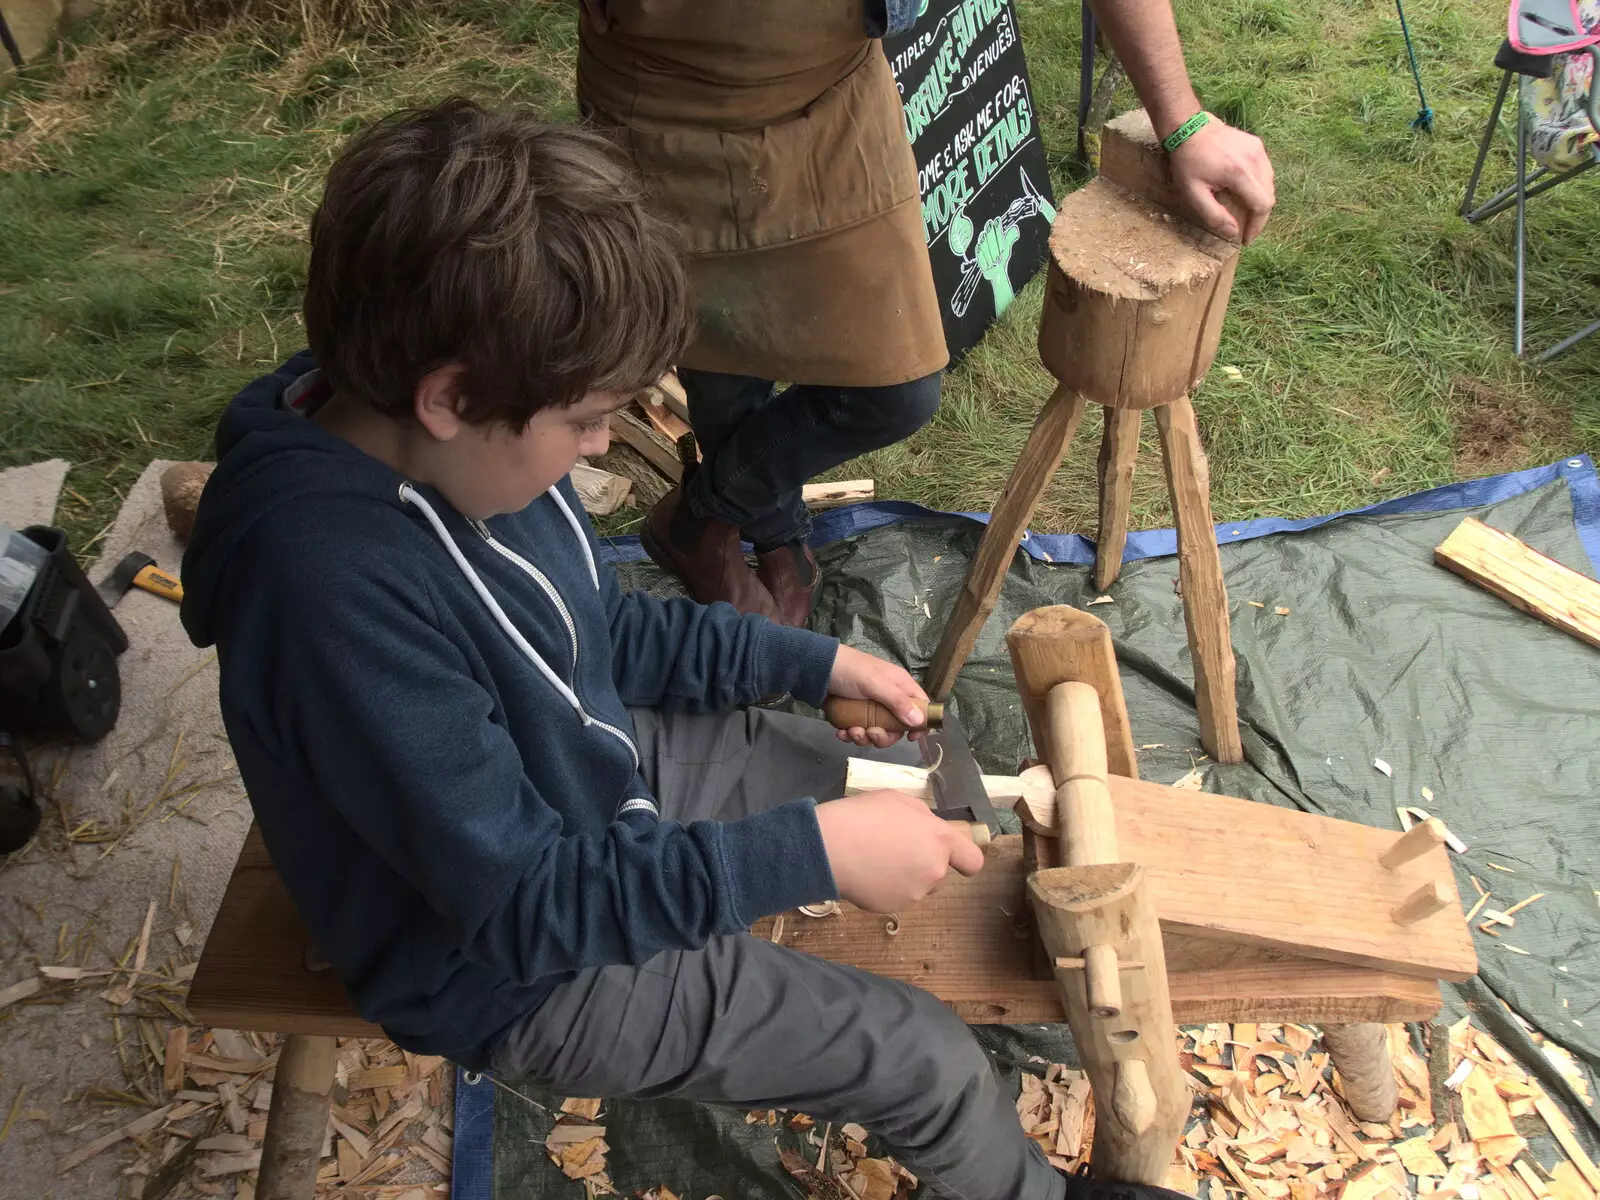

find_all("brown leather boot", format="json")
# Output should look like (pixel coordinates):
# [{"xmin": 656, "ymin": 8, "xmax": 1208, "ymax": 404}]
[
  {"xmin": 641, "ymin": 489, "xmax": 779, "ymax": 619},
  {"xmin": 756, "ymin": 541, "xmax": 821, "ymax": 628}
]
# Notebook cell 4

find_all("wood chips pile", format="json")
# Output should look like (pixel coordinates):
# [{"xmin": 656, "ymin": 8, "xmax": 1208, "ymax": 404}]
[
  {"xmin": 1018, "ymin": 1019, "xmax": 1596, "ymax": 1200},
  {"xmin": 49, "ymin": 1031, "xmax": 452, "ymax": 1199}
]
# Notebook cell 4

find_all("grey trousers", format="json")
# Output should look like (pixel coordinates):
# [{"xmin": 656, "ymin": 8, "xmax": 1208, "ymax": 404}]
[{"xmin": 489, "ymin": 706, "xmax": 1066, "ymax": 1200}]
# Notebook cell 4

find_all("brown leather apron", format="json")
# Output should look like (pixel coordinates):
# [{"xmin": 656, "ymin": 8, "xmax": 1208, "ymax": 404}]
[{"xmin": 577, "ymin": 0, "xmax": 948, "ymax": 387}]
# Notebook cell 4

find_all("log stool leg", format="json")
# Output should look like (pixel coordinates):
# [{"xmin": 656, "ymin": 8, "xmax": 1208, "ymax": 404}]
[
  {"xmin": 925, "ymin": 384, "xmax": 1088, "ymax": 700},
  {"xmin": 1323, "ymin": 1023, "xmax": 1399, "ymax": 1122},
  {"xmin": 259, "ymin": 1033, "xmax": 338, "ymax": 1200},
  {"xmin": 1094, "ymin": 407, "xmax": 1142, "ymax": 592},
  {"xmin": 1154, "ymin": 397, "xmax": 1243, "ymax": 764}
]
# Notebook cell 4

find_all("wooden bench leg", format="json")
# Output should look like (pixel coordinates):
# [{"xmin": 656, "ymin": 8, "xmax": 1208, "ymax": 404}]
[
  {"xmin": 925, "ymin": 384, "xmax": 1088, "ymax": 701},
  {"xmin": 1323, "ymin": 1022, "xmax": 1399, "ymax": 1122},
  {"xmin": 1095, "ymin": 407, "xmax": 1141, "ymax": 592},
  {"xmin": 259, "ymin": 1033, "xmax": 338, "ymax": 1200},
  {"xmin": 1154, "ymin": 397, "xmax": 1243, "ymax": 764}
]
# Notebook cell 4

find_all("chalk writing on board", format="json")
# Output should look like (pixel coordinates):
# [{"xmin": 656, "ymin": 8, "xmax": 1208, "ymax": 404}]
[{"xmin": 887, "ymin": 0, "xmax": 1055, "ymax": 361}]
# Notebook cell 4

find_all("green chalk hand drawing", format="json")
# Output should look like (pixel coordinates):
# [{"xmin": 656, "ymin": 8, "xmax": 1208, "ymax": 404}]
[
  {"xmin": 974, "ymin": 216, "xmax": 1020, "ymax": 313},
  {"xmin": 948, "ymin": 167, "xmax": 1055, "ymax": 319}
]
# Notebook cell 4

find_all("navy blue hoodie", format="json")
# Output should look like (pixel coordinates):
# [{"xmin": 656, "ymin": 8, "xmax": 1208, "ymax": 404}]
[{"xmin": 182, "ymin": 353, "xmax": 842, "ymax": 1068}]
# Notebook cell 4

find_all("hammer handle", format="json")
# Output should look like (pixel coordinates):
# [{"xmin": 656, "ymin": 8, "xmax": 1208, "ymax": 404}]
[
  {"xmin": 133, "ymin": 564, "xmax": 183, "ymax": 603},
  {"xmin": 821, "ymin": 698, "xmax": 942, "ymax": 733}
]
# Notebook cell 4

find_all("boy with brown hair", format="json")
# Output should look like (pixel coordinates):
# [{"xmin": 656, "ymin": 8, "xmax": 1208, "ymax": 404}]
[{"xmin": 181, "ymin": 100, "xmax": 1187, "ymax": 1200}]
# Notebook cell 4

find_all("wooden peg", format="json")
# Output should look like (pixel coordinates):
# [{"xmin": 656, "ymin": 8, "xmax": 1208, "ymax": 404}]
[
  {"xmin": 1380, "ymin": 818, "xmax": 1447, "ymax": 869},
  {"xmin": 1083, "ymin": 943, "xmax": 1123, "ymax": 1018},
  {"xmin": 1054, "ymin": 957, "xmax": 1146, "ymax": 971},
  {"xmin": 1392, "ymin": 880, "xmax": 1451, "ymax": 925}
]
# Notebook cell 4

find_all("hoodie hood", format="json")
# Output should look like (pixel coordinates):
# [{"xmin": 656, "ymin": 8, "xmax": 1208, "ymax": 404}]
[{"xmin": 182, "ymin": 351, "xmax": 401, "ymax": 649}]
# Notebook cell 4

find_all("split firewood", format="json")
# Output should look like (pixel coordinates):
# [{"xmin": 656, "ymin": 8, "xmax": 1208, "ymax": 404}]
[
  {"xmin": 610, "ymin": 408, "xmax": 683, "ymax": 481},
  {"xmin": 571, "ymin": 463, "xmax": 633, "ymax": 515},
  {"xmin": 638, "ymin": 395, "xmax": 693, "ymax": 445}
]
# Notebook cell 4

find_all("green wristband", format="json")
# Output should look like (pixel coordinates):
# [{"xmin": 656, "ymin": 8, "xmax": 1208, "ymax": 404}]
[{"xmin": 1162, "ymin": 111, "xmax": 1211, "ymax": 154}]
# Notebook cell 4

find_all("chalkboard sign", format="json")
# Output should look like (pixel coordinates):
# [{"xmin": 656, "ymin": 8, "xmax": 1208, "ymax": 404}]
[{"xmin": 886, "ymin": 0, "xmax": 1057, "ymax": 365}]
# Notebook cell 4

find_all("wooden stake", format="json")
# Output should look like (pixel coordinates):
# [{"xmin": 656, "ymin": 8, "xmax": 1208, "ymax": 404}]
[
  {"xmin": 1381, "ymin": 819, "xmax": 1447, "ymax": 870},
  {"xmin": 1006, "ymin": 606, "xmax": 1139, "ymax": 778},
  {"xmin": 257, "ymin": 1034, "xmax": 337, "ymax": 1200},
  {"xmin": 924, "ymin": 384, "xmax": 1087, "ymax": 701},
  {"xmin": 1154, "ymin": 397, "xmax": 1242, "ymax": 764},
  {"xmin": 1322, "ymin": 1023, "xmax": 1399, "ymax": 1122},
  {"xmin": 1392, "ymin": 881, "xmax": 1451, "ymax": 926},
  {"xmin": 1095, "ymin": 408, "xmax": 1141, "ymax": 591}
]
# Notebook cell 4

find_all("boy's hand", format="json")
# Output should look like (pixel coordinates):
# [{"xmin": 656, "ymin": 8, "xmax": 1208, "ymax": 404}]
[
  {"xmin": 815, "ymin": 791, "xmax": 986, "ymax": 912},
  {"xmin": 827, "ymin": 645, "xmax": 929, "ymax": 748}
]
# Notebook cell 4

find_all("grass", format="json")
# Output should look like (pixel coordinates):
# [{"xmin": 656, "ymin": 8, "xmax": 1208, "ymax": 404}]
[{"xmin": 0, "ymin": 0, "xmax": 1597, "ymax": 553}]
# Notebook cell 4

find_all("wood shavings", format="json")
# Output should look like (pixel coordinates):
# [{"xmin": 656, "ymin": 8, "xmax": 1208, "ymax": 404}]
[
  {"xmin": 1089, "ymin": 595, "xmax": 1116, "ymax": 605},
  {"xmin": 1022, "ymin": 1018, "xmax": 1600, "ymax": 1200},
  {"xmin": 1248, "ymin": 600, "xmax": 1266, "ymax": 608},
  {"xmin": 799, "ymin": 901, "xmax": 841, "ymax": 918},
  {"xmin": 1374, "ymin": 759, "xmax": 1394, "ymax": 777},
  {"xmin": 1275, "ymin": 607, "xmax": 1291, "ymax": 616},
  {"xmin": 0, "ymin": 976, "xmax": 42, "ymax": 1009},
  {"xmin": 1501, "ymin": 894, "xmax": 1545, "ymax": 917},
  {"xmin": 1171, "ymin": 766, "xmax": 1205, "ymax": 790}
]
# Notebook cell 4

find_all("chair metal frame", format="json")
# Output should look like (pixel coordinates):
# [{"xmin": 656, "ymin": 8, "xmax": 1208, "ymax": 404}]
[{"xmin": 1461, "ymin": 43, "xmax": 1600, "ymax": 360}]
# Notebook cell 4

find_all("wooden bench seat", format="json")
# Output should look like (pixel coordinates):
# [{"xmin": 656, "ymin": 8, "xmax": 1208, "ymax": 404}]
[
  {"xmin": 190, "ymin": 823, "xmax": 1443, "ymax": 1200},
  {"xmin": 190, "ymin": 826, "xmax": 1441, "ymax": 1040}
]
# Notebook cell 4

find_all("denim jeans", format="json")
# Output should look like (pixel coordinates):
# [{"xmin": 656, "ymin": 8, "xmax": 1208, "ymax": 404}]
[{"xmin": 679, "ymin": 368, "xmax": 942, "ymax": 551}]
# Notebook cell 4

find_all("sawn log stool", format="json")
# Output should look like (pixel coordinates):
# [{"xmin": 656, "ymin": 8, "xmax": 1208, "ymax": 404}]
[{"xmin": 925, "ymin": 107, "xmax": 1247, "ymax": 763}]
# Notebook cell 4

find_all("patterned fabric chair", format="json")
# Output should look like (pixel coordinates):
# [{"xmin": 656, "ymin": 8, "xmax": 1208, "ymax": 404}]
[{"xmin": 1462, "ymin": 0, "xmax": 1600, "ymax": 360}]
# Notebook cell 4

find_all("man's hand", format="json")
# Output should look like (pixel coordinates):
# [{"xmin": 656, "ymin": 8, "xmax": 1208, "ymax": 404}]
[
  {"xmin": 1169, "ymin": 118, "xmax": 1275, "ymax": 244},
  {"xmin": 815, "ymin": 791, "xmax": 986, "ymax": 912},
  {"xmin": 827, "ymin": 645, "xmax": 929, "ymax": 748}
]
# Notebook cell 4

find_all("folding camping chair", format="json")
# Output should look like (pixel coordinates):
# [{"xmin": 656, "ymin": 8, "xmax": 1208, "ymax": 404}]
[{"xmin": 1462, "ymin": 0, "xmax": 1600, "ymax": 361}]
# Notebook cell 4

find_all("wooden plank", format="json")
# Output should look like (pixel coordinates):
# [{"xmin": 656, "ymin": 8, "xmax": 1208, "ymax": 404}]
[
  {"xmin": 1435, "ymin": 517, "xmax": 1600, "ymax": 649},
  {"xmin": 1095, "ymin": 408, "xmax": 1141, "ymax": 591},
  {"xmin": 609, "ymin": 408, "xmax": 682, "ymax": 482},
  {"xmin": 924, "ymin": 384, "xmax": 1087, "ymax": 701},
  {"xmin": 802, "ymin": 480, "xmax": 874, "ymax": 510},
  {"xmin": 1155, "ymin": 396, "xmax": 1242, "ymax": 764},
  {"xmin": 569, "ymin": 464, "xmax": 632, "ymax": 516},
  {"xmin": 1006, "ymin": 766, "xmax": 1475, "ymax": 980}
]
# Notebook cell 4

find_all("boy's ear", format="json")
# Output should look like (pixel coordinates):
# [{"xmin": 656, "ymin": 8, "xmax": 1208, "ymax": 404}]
[{"xmin": 413, "ymin": 364, "xmax": 472, "ymax": 441}]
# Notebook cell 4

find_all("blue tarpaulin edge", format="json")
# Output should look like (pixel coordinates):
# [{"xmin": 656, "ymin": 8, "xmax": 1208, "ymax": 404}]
[
  {"xmin": 597, "ymin": 454, "xmax": 1600, "ymax": 577},
  {"xmin": 454, "ymin": 453, "xmax": 1600, "ymax": 1198}
]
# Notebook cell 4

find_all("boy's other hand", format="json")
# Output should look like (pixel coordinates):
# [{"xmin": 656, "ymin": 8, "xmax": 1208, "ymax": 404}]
[
  {"xmin": 815, "ymin": 791, "xmax": 986, "ymax": 912},
  {"xmin": 827, "ymin": 645, "xmax": 930, "ymax": 748}
]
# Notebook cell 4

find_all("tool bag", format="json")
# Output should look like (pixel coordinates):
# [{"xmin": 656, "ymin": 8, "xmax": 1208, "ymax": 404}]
[{"xmin": 0, "ymin": 525, "xmax": 128, "ymax": 743}]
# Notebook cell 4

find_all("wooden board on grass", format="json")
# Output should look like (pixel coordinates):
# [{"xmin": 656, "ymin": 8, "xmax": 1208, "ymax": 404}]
[{"xmin": 1436, "ymin": 517, "xmax": 1600, "ymax": 649}]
